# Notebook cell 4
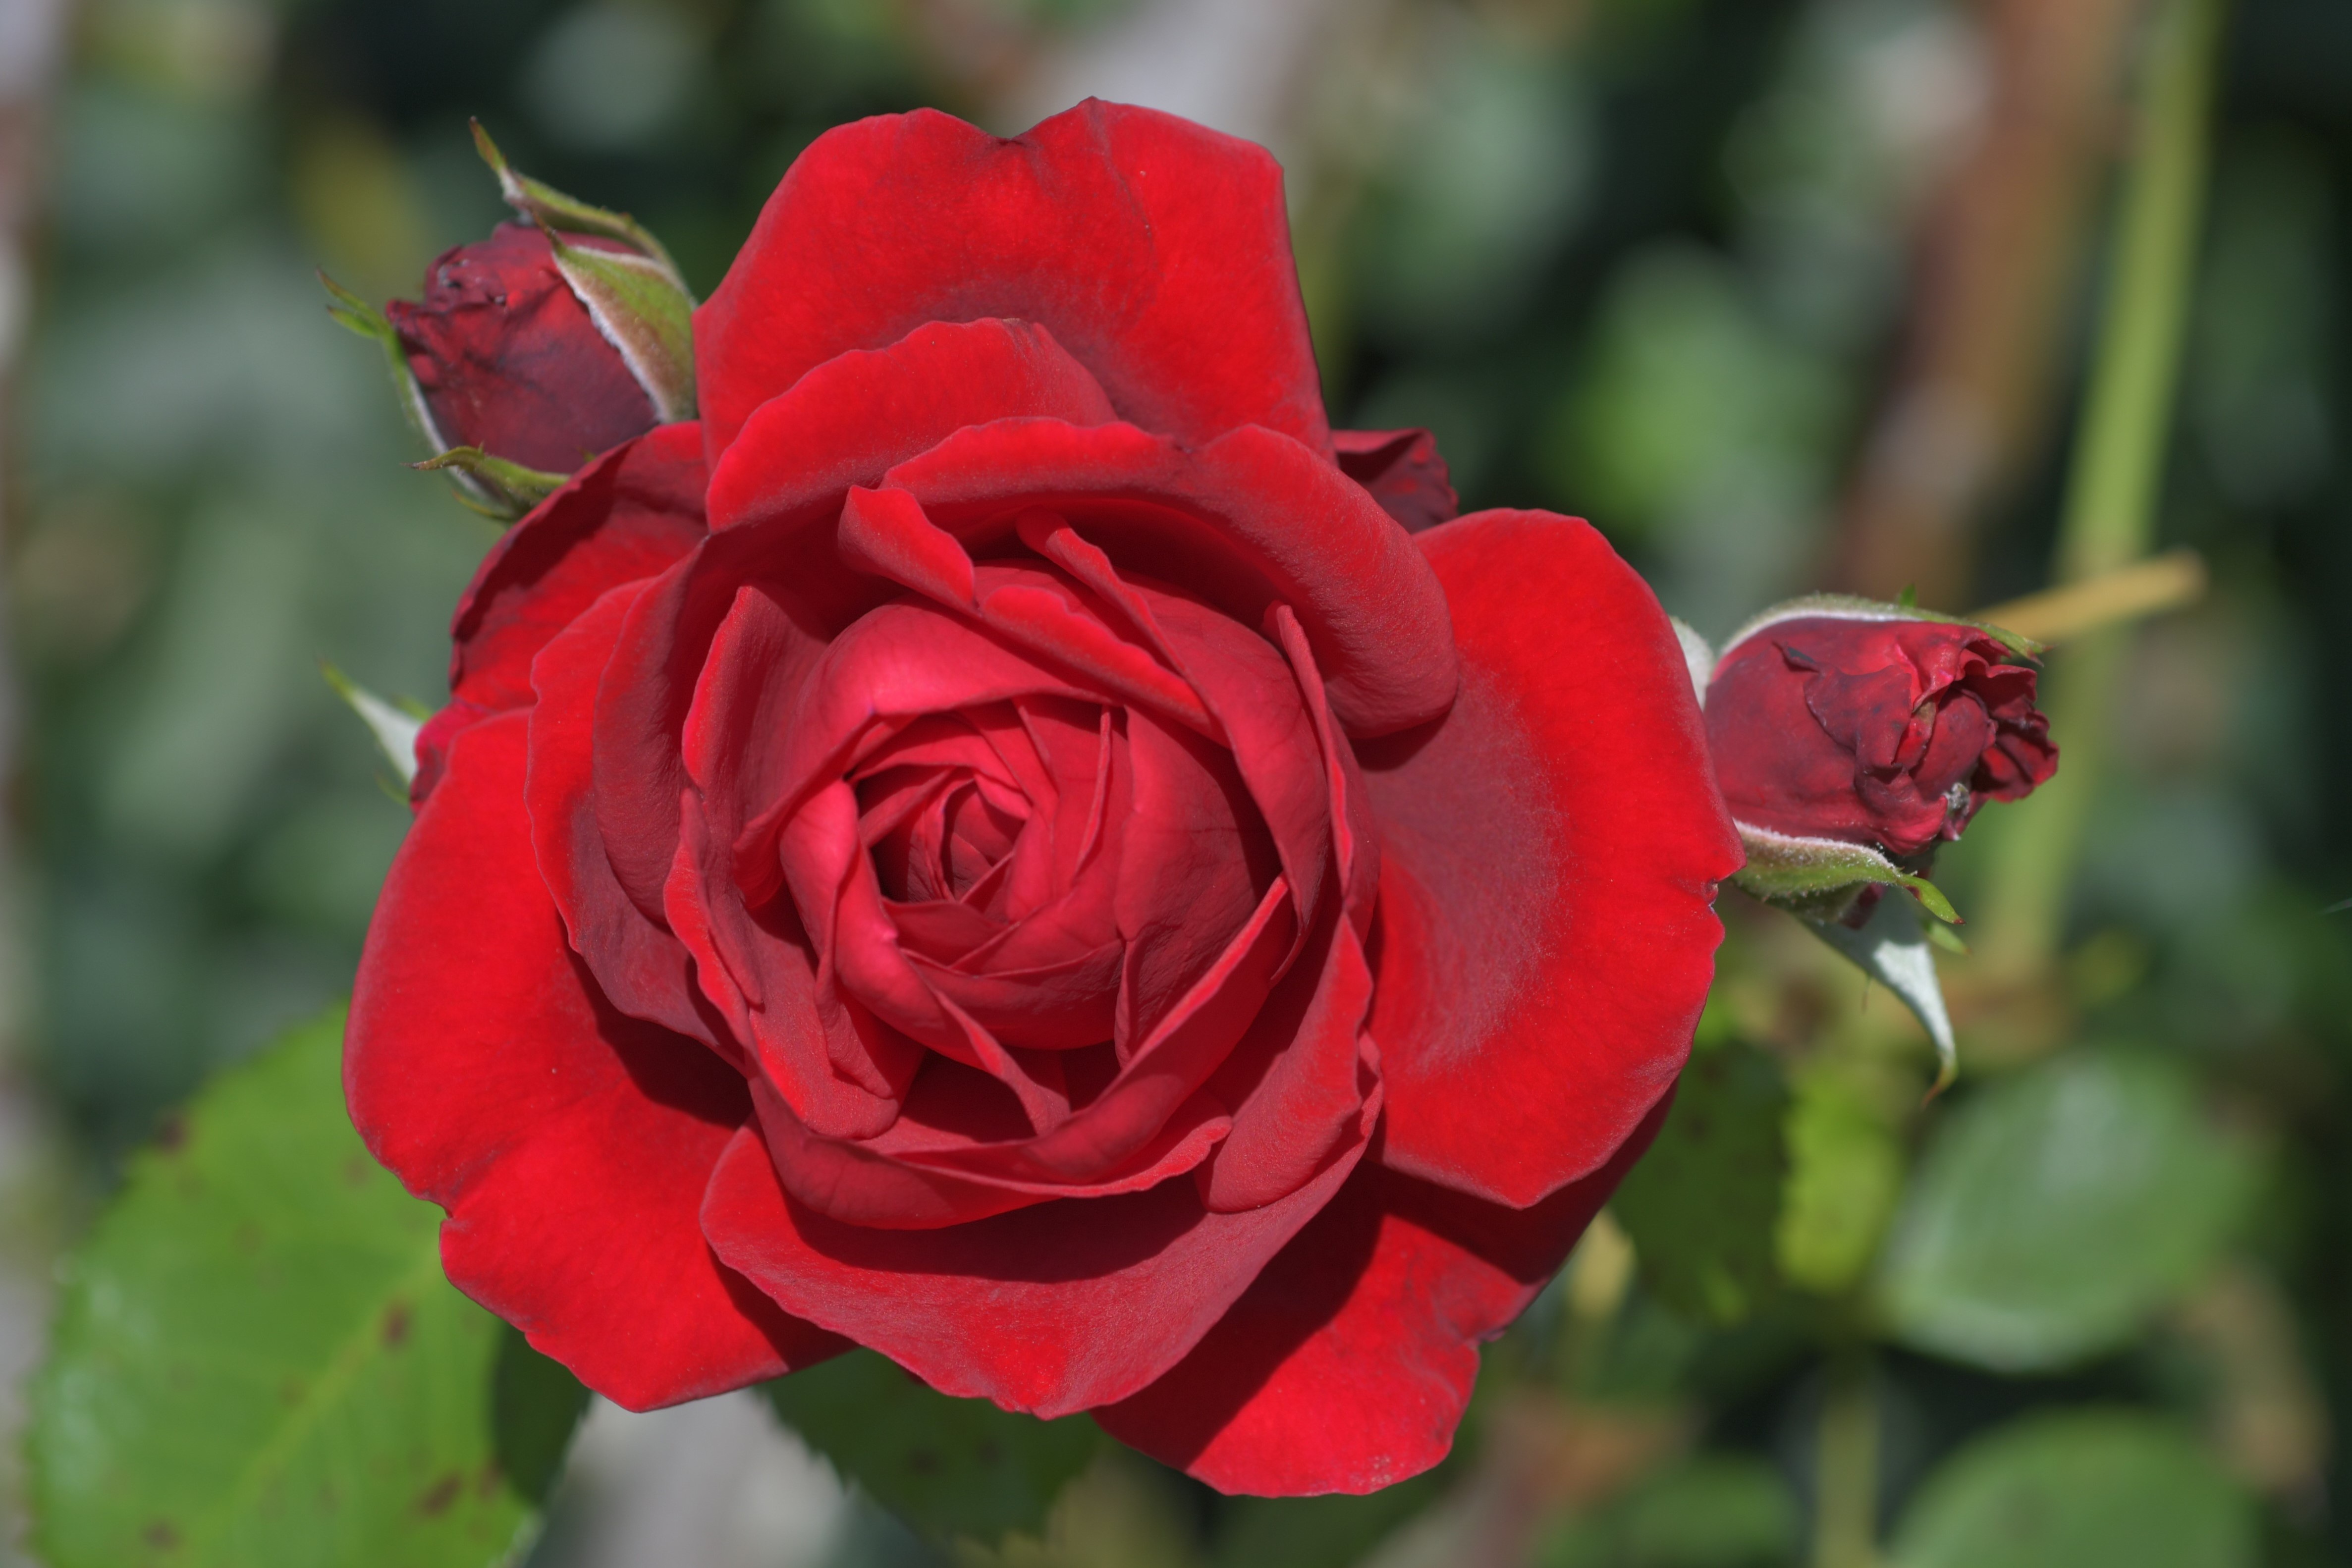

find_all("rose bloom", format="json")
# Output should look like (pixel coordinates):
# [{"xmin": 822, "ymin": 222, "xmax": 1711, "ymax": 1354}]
[
  {"xmin": 386, "ymin": 221, "xmax": 659, "ymax": 474},
  {"xmin": 349, "ymin": 102, "xmax": 1738, "ymax": 1496},
  {"xmin": 1706, "ymin": 609, "xmax": 2058, "ymax": 857}
]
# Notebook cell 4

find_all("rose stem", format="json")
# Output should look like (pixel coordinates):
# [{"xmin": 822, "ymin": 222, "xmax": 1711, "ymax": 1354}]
[{"xmin": 1969, "ymin": 0, "xmax": 2229, "ymax": 986}]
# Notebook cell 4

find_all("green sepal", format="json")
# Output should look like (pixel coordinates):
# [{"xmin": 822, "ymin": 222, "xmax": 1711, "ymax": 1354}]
[
  {"xmin": 1719, "ymin": 592, "xmax": 2044, "ymax": 662},
  {"xmin": 1731, "ymin": 822, "xmax": 1961, "ymax": 925},
  {"xmin": 319, "ymin": 270, "xmax": 445, "ymax": 455},
  {"xmin": 320, "ymin": 662, "xmax": 423, "ymax": 787},
  {"xmin": 1803, "ymin": 887, "xmax": 1959, "ymax": 1093},
  {"xmin": 471, "ymin": 120, "xmax": 689, "ymax": 295},
  {"xmin": 538, "ymin": 224, "xmax": 697, "ymax": 423},
  {"xmin": 413, "ymin": 446, "xmax": 570, "ymax": 521}
]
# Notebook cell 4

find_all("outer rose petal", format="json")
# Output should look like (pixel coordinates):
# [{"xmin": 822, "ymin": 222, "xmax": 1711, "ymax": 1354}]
[
  {"xmin": 1360, "ymin": 512, "xmax": 1740, "ymax": 1207},
  {"xmin": 348, "ymin": 713, "xmax": 840, "ymax": 1408},
  {"xmin": 702, "ymin": 1087, "xmax": 1372, "ymax": 1417},
  {"xmin": 1332, "ymin": 428, "xmax": 1458, "ymax": 534},
  {"xmin": 446, "ymin": 422, "xmax": 709, "ymax": 716},
  {"xmin": 1096, "ymin": 1098, "xmax": 1669, "ymax": 1495},
  {"xmin": 696, "ymin": 100, "xmax": 1330, "ymax": 461}
]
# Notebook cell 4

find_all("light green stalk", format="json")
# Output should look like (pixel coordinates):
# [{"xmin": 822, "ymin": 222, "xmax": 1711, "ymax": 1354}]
[{"xmin": 1975, "ymin": 0, "xmax": 2229, "ymax": 979}]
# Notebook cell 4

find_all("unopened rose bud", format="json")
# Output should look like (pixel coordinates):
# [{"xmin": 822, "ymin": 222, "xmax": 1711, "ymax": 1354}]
[
  {"xmin": 383, "ymin": 221, "xmax": 666, "ymax": 477},
  {"xmin": 1694, "ymin": 597, "xmax": 2056, "ymax": 1088},
  {"xmin": 1705, "ymin": 601, "xmax": 2057, "ymax": 860},
  {"xmin": 324, "ymin": 124, "xmax": 693, "ymax": 519}
]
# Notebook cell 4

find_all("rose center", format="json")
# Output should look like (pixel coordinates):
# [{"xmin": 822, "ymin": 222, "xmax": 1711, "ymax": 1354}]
[{"xmin": 863, "ymin": 768, "xmax": 1030, "ymax": 905}]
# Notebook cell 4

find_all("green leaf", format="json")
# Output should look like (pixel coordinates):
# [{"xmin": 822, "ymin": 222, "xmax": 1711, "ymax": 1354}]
[
  {"xmin": 1611, "ymin": 1040, "xmax": 1789, "ymax": 1323},
  {"xmin": 1774, "ymin": 1062, "xmax": 1904, "ymax": 1296},
  {"xmin": 1890, "ymin": 1410, "xmax": 2254, "ymax": 1568},
  {"xmin": 1211, "ymin": 1479, "xmax": 1446, "ymax": 1568},
  {"xmin": 28, "ymin": 1006, "xmax": 580, "ymax": 1568},
  {"xmin": 1538, "ymin": 1455, "xmax": 1799, "ymax": 1568},
  {"xmin": 1730, "ymin": 825, "xmax": 1960, "ymax": 925},
  {"xmin": 762, "ymin": 1349, "xmax": 1100, "ymax": 1543},
  {"xmin": 1877, "ymin": 1048, "xmax": 2258, "ymax": 1371}
]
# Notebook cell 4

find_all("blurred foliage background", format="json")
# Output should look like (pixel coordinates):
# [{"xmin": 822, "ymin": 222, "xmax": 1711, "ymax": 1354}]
[{"xmin": 1, "ymin": 0, "xmax": 2350, "ymax": 1563}]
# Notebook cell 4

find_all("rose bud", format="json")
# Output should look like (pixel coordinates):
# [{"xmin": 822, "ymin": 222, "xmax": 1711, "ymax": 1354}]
[
  {"xmin": 348, "ymin": 101, "xmax": 1740, "ymax": 1499},
  {"xmin": 384, "ymin": 222, "xmax": 665, "ymax": 477},
  {"xmin": 325, "ymin": 124, "xmax": 694, "ymax": 518},
  {"xmin": 1705, "ymin": 605, "xmax": 2057, "ymax": 860}
]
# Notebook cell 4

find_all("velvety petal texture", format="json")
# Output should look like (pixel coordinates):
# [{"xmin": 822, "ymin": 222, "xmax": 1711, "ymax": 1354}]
[
  {"xmin": 695, "ymin": 100, "xmax": 1330, "ymax": 462},
  {"xmin": 349, "ymin": 715, "xmax": 839, "ymax": 1408},
  {"xmin": 1362, "ymin": 512, "xmax": 1740, "ymax": 1207},
  {"xmin": 348, "ymin": 97, "xmax": 1739, "ymax": 1501}
]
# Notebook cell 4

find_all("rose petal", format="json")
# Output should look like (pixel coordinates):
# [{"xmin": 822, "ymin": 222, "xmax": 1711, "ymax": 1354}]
[
  {"xmin": 1332, "ymin": 428, "xmax": 1458, "ymax": 534},
  {"xmin": 1360, "ymin": 511, "xmax": 1739, "ymax": 1208},
  {"xmin": 526, "ymin": 578, "xmax": 717, "ymax": 1048},
  {"xmin": 349, "ymin": 712, "xmax": 840, "ymax": 1409},
  {"xmin": 705, "ymin": 318, "xmax": 1118, "ymax": 535},
  {"xmin": 696, "ymin": 100, "xmax": 1329, "ymax": 461},
  {"xmin": 702, "ymin": 1083, "xmax": 1370, "ymax": 1417},
  {"xmin": 413, "ymin": 423, "xmax": 708, "ymax": 801},
  {"xmin": 1095, "ymin": 1098, "xmax": 1668, "ymax": 1496},
  {"xmin": 874, "ymin": 419, "xmax": 1457, "ymax": 737},
  {"xmin": 748, "ymin": 1073, "xmax": 1232, "ymax": 1230}
]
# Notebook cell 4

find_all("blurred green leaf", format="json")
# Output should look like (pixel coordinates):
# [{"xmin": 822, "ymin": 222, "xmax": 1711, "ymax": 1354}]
[
  {"xmin": 1612, "ymin": 1041, "xmax": 1789, "ymax": 1323},
  {"xmin": 28, "ymin": 1006, "xmax": 567, "ymax": 1568},
  {"xmin": 1210, "ymin": 1478, "xmax": 1444, "ymax": 1568},
  {"xmin": 1774, "ymin": 1063, "xmax": 1903, "ymax": 1296},
  {"xmin": 762, "ymin": 1348, "xmax": 1101, "ymax": 1543},
  {"xmin": 1889, "ymin": 1410, "xmax": 2254, "ymax": 1568},
  {"xmin": 1538, "ymin": 1455, "xmax": 1799, "ymax": 1568},
  {"xmin": 1877, "ymin": 1049, "xmax": 2257, "ymax": 1371}
]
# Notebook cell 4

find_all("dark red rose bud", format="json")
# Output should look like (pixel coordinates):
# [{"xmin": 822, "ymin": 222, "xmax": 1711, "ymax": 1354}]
[
  {"xmin": 384, "ymin": 222, "xmax": 659, "ymax": 476},
  {"xmin": 1705, "ymin": 610, "xmax": 2057, "ymax": 857}
]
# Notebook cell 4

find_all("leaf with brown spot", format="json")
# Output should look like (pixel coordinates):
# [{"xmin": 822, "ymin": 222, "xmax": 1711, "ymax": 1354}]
[{"xmin": 28, "ymin": 1007, "xmax": 562, "ymax": 1567}]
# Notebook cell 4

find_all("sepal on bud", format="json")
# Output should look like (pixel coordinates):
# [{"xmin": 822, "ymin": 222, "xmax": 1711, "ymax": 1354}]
[
  {"xmin": 1730, "ymin": 822, "xmax": 1960, "ymax": 926},
  {"xmin": 412, "ymin": 446, "xmax": 570, "ymax": 521},
  {"xmin": 1718, "ymin": 591, "xmax": 2043, "ymax": 664},
  {"xmin": 321, "ymin": 662, "xmax": 424, "ymax": 789},
  {"xmin": 470, "ymin": 120, "xmax": 688, "ymax": 293},
  {"xmin": 536, "ymin": 223, "xmax": 696, "ymax": 422},
  {"xmin": 472, "ymin": 122, "xmax": 697, "ymax": 422},
  {"xmin": 1805, "ymin": 889, "xmax": 1959, "ymax": 1094},
  {"xmin": 320, "ymin": 271, "xmax": 446, "ymax": 452}
]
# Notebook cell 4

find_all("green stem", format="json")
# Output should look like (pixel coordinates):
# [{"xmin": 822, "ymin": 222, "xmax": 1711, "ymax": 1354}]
[
  {"xmin": 1813, "ymin": 1347, "xmax": 1881, "ymax": 1568},
  {"xmin": 1974, "ymin": 0, "xmax": 2228, "ymax": 980}
]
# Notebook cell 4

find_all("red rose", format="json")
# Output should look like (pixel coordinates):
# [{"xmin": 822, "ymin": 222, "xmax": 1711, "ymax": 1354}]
[
  {"xmin": 348, "ymin": 101, "xmax": 1738, "ymax": 1497},
  {"xmin": 1705, "ymin": 609, "xmax": 2058, "ymax": 857},
  {"xmin": 386, "ymin": 221, "xmax": 660, "ymax": 475}
]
